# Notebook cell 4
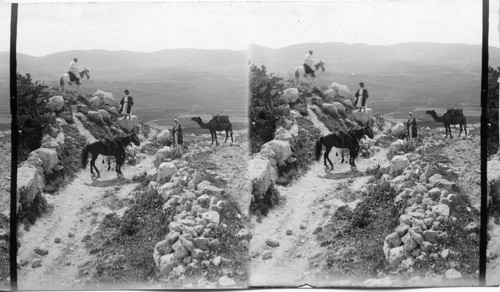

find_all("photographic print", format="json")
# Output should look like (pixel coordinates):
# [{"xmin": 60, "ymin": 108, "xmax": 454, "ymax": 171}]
[
  {"xmin": 247, "ymin": 0, "xmax": 497, "ymax": 287},
  {"xmin": 13, "ymin": 2, "xmax": 250, "ymax": 290},
  {"xmin": 3, "ymin": 0, "xmax": 500, "ymax": 290}
]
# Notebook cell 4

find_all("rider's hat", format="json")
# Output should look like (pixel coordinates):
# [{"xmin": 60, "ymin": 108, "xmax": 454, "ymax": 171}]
[{"xmin": 409, "ymin": 112, "xmax": 413, "ymax": 116}]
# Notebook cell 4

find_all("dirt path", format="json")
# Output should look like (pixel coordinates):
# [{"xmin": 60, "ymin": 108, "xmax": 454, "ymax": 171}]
[
  {"xmin": 249, "ymin": 109, "xmax": 382, "ymax": 287},
  {"xmin": 17, "ymin": 120, "xmax": 154, "ymax": 290}
]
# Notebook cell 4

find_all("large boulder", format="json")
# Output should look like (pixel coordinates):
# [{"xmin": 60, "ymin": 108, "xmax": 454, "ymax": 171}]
[
  {"xmin": 387, "ymin": 139, "xmax": 405, "ymax": 160},
  {"xmin": 247, "ymin": 158, "xmax": 272, "ymax": 196},
  {"xmin": 159, "ymin": 254, "xmax": 177, "ymax": 275},
  {"xmin": 391, "ymin": 122, "xmax": 406, "ymax": 138},
  {"xmin": 17, "ymin": 166, "xmax": 40, "ymax": 209},
  {"xmin": 46, "ymin": 95, "xmax": 65, "ymax": 112},
  {"xmin": 87, "ymin": 111, "xmax": 104, "ymax": 124},
  {"xmin": 116, "ymin": 116, "xmax": 139, "ymax": 133},
  {"xmin": 329, "ymin": 82, "xmax": 356, "ymax": 101},
  {"xmin": 157, "ymin": 162, "xmax": 178, "ymax": 184},
  {"xmin": 261, "ymin": 140, "xmax": 292, "ymax": 165},
  {"xmin": 97, "ymin": 109, "xmax": 111, "ymax": 122},
  {"xmin": 389, "ymin": 155, "xmax": 410, "ymax": 176},
  {"xmin": 94, "ymin": 90, "xmax": 120, "ymax": 110},
  {"xmin": 155, "ymin": 146, "xmax": 173, "ymax": 167},
  {"xmin": 88, "ymin": 96, "xmax": 102, "ymax": 108},
  {"xmin": 351, "ymin": 108, "xmax": 374, "ymax": 125},
  {"xmin": 322, "ymin": 103, "xmax": 340, "ymax": 117},
  {"xmin": 156, "ymin": 129, "xmax": 171, "ymax": 145},
  {"xmin": 279, "ymin": 88, "xmax": 299, "ymax": 104},
  {"xmin": 274, "ymin": 126, "xmax": 293, "ymax": 142},
  {"xmin": 29, "ymin": 148, "xmax": 59, "ymax": 175}
]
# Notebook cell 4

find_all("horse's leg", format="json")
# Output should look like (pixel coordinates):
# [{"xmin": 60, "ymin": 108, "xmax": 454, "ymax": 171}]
[
  {"xmin": 458, "ymin": 124, "xmax": 463, "ymax": 137},
  {"xmin": 325, "ymin": 146, "xmax": 334, "ymax": 170},
  {"xmin": 464, "ymin": 123, "xmax": 467, "ymax": 138},
  {"xmin": 224, "ymin": 130, "xmax": 229, "ymax": 143},
  {"xmin": 448, "ymin": 124, "xmax": 453, "ymax": 138},
  {"xmin": 91, "ymin": 154, "xmax": 100, "ymax": 178},
  {"xmin": 214, "ymin": 130, "xmax": 219, "ymax": 146}
]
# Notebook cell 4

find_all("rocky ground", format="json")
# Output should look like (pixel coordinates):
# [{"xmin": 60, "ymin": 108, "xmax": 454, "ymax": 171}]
[
  {"xmin": 247, "ymin": 83, "xmax": 482, "ymax": 288},
  {"xmin": 0, "ymin": 130, "xmax": 11, "ymax": 289},
  {"xmin": 15, "ymin": 89, "xmax": 251, "ymax": 289}
]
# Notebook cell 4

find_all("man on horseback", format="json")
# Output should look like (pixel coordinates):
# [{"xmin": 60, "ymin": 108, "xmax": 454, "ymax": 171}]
[
  {"xmin": 303, "ymin": 50, "xmax": 316, "ymax": 78},
  {"xmin": 68, "ymin": 57, "xmax": 80, "ymax": 86}
]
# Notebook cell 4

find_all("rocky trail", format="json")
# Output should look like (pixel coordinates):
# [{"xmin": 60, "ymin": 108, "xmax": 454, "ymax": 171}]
[
  {"xmin": 17, "ymin": 117, "xmax": 155, "ymax": 290},
  {"xmin": 249, "ymin": 107, "xmax": 384, "ymax": 287}
]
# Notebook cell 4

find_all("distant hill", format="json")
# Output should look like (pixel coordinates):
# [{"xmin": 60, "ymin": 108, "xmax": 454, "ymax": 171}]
[
  {"xmin": 1, "ymin": 48, "xmax": 248, "ymax": 127},
  {"xmin": 1, "ymin": 43, "xmax": 499, "ymax": 125},
  {"xmin": 249, "ymin": 42, "xmax": 500, "ymax": 121}
]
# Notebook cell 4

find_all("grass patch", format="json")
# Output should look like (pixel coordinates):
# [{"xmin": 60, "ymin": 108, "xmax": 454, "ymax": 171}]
[
  {"xmin": 250, "ymin": 183, "xmax": 283, "ymax": 218},
  {"xmin": 321, "ymin": 182, "xmax": 401, "ymax": 277},
  {"xmin": 86, "ymin": 187, "xmax": 168, "ymax": 284}
]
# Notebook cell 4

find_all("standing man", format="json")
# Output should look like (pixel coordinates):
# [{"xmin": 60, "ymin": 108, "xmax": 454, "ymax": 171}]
[
  {"xmin": 119, "ymin": 89, "xmax": 134, "ymax": 119},
  {"xmin": 303, "ymin": 50, "xmax": 316, "ymax": 78},
  {"xmin": 407, "ymin": 112, "xmax": 417, "ymax": 139},
  {"xmin": 354, "ymin": 82, "xmax": 369, "ymax": 112},
  {"xmin": 68, "ymin": 57, "xmax": 80, "ymax": 85}
]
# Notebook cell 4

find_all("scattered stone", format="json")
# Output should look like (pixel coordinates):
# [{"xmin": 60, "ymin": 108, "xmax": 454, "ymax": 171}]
[
  {"xmin": 262, "ymin": 251, "xmax": 273, "ymax": 260},
  {"xmin": 266, "ymin": 238, "xmax": 280, "ymax": 248},
  {"xmin": 32, "ymin": 259, "xmax": 42, "ymax": 268},
  {"xmin": 68, "ymin": 232, "xmax": 75, "ymax": 238},
  {"xmin": 218, "ymin": 275, "xmax": 236, "ymax": 287},
  {"xmin": 286, "ymin": 230, "xmax": 293, "ymax": 236},
  {"xmin": 34, "ymin": 247, "xmax": 49, "ymax": 256},
  {"xmin": 445, "ymin": 268, "xmax": 462, "ymax": 279},
  {"xmin": 54, "ymin": 238, "xmax": 61, "ymax": 244},
  {"xmin": 300, "ymin": 224, "xmax": 307, "ymax": 229}
]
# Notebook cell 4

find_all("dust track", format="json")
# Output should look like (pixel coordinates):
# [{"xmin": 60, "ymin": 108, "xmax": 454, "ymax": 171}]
[
  {"xmin": 249, "ymin": 108, "xmax": 381, "ymax": 287},
  {"xmin": 17, "ymin": 118, "xmax": 154, "ymax": 290}
]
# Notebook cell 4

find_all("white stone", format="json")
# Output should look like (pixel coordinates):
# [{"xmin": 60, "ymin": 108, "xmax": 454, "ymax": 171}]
[
  {"xmin": 391, "ymin": 122, "xmax": 406, "ymax": 138},
  {"xmin": 351, "ymin": 108, "xmax": 374, "ymax": 125},
  {"xmin": 46, "ymin": 95, "xmax": 65, "ymax": 112},
  {"xmin": 280, "ymin": 88, "xmax": 299, "ymax": 104},
  {"xmin": 261, "ymin": 140, "xmax": 292, "ymax": 165},
  {"xmin": 247, "ymin": 158, "xmax": 272, "ymax": 196},
  {"xmin": 389, "ymin": 155, "xmax": 410, "ymax": 176},
  {"xmin": 156, "ymin": 129, "xmax": 171, "ymax": 145},
  {"xmin": 157, "ymin": 162, "xmax": 178, "ymax": 184}
]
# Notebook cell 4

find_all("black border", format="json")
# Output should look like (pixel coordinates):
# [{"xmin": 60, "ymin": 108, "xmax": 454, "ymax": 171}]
[
  {"xmin": 480, "ymin": 0, "xmax": 489, "ymax": 286},
  {"xmin": 9, "ymin": 3, "xmax": 18, "ymax": 291}
]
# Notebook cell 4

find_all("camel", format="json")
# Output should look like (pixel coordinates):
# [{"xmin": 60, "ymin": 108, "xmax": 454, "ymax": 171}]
[
  {"xmin": 191, "ymin": 116, "xmax": 233, "ymax": 146},
  {"xmin": 425, "ymin": 110, "xmax": 467, "ymax": 138}
]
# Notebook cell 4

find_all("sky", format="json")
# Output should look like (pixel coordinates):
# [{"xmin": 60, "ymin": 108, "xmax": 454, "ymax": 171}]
[{"xmin": 0, "ymin": 0, "xmax": 498, "ymax": 57}]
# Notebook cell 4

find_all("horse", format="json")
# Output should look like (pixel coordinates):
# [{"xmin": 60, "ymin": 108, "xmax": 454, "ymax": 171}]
[
  {"xmin": 60, "ymin": 68, "xmax": 90, "ymax": 91},
  {"xmin": 81, "ymin": 132, "xmax": 140, "ymax": 178},
  {"xmin": 337, "ymin": 125, "xmax": 374, "ymax": 163},
  {"xmin": 294, "ymin": 60, "xmax": 325, "ymax": 84},
  {"xmin": 103, "ymin": 132, "xmax": 141, "ymax": 171}
]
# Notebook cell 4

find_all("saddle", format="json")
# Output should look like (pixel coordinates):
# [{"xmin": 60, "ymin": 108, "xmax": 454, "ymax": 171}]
[
  {"xmin": 214, "ymin": 114, "xmax": 229, "ymax": 124},
  {"xmin": 68, "ymin": 71, "xmax": 80, "ymax": 85},
  {"xmin": 447, "ymin": 107, "xmax": 463, "ymax": 117}
]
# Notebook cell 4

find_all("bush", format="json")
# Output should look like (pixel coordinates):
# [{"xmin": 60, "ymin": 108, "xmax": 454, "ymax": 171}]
[
  {"xmin": 249, "ymin": 64, "xmax": 285, "ymax": 153},
  {"xmin": 17, "ymin": 73, "xmax": 52, "ymax": 162}
]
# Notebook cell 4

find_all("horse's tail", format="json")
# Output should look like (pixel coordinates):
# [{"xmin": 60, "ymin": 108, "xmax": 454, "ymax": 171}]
[
  {"xmin": 294, "ymin": 67, "xmax": 299, "ymax": 80},
  {"xmin": 82, "ymin": 144, "xmax": 89, "ymax": 169},
  {"xmin": 60, "ymin": 75, "xmax": 64, "ymax": 88},
  {"xmin": 315, "ymin": 137, "xmax": 323, "ymax": 161}
]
